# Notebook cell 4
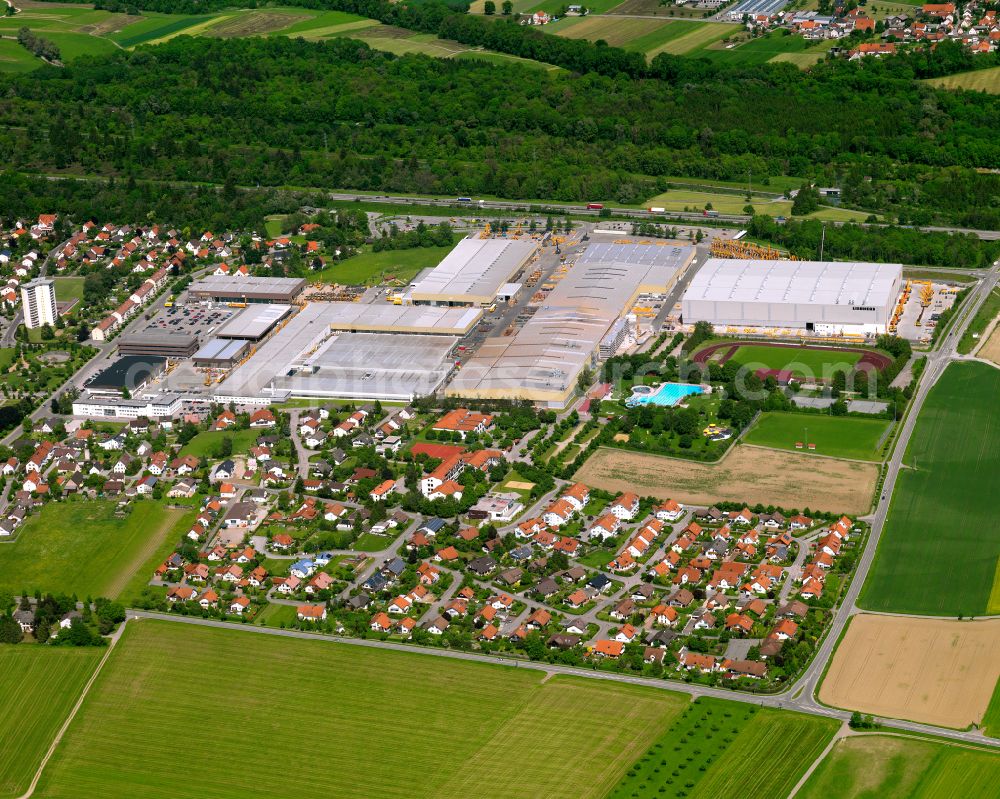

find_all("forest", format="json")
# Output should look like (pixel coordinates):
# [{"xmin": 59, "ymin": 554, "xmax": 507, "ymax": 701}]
[{"xmin": 0, "ymin": 26, "xmax": 998, "ymax": 229}]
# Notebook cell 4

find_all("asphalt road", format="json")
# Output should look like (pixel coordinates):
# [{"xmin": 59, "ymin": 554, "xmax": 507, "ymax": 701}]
[{"xmin": 329, "ymin": 192, "xmax": 1000, "ymax": 241}]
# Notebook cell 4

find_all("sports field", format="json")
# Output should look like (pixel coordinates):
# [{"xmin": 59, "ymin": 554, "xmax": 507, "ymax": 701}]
[
  {"xmin": 820, "ymin": 615, "xmax": 1000, "ymax": 729},
  {"xmin": 697, "ymin": 31, "xmax": 831, "ymax": 65},
  {"xmin": 728, "ymin": 343, "xmax": 864, "ymax": 378},
  {"xmin": 799, "ymin": 733, "xmax": 1000, "ymax": 798},
  {"xmin": 860, "ymin": 362, "xmax": 1000, "ymax": 615},
  {"xmin": 744, "ymin": 412, "xmax": 891, "ymax": 461},
  {"xmin": 575, "ymin": 445, "xmax": 878, "ymax": 513},
  {"xmin": 0, "ymin": 500, "xmax": 187, "ymax": 599},
  {"xmin": 607, "ymin": 696, "xmax": 837, "ymax": 798},
  {"xmin": 0, "ymin": 646, "xmax": 102, "ymax": 799},
  {"xmin": 925, "ymin": 65, "xmax": 1000, "ymax": 94},
  {"xmin": 32, "ymin": 620, "xmax": 687, "ymax": 798},
  {"xmin": 312, "ymin": 244, "xmax": 453, "ymax": 285}
]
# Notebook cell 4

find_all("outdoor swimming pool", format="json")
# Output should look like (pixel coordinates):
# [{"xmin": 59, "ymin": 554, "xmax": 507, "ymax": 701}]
[{"xmin": 626, "ymin": 382, "xmax": 705, "ymax": 407}]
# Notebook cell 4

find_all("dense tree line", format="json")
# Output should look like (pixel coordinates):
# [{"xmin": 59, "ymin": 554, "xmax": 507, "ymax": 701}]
[
  {"xmin": 0, "ymin": 172, "xmax": 312, "ymax": 231},
  {"xmin": 746, "ymin": 215, "xmax": 997, "ymax": 269},
  {"xmin": 1, "ymin": 31, "xmax": 999, "ymax": 228},
  {"xmin": 16, "ymin": 26, "xmax": 61, "ymax": 62}
]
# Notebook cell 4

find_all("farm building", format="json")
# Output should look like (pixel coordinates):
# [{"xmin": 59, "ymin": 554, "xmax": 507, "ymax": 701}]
[
  {"xmin": 447, "ymin": 242, "xmax": 694, "ymax": 408},
  {"xmin": 406, "ymin": 237, "xmax": 538, "ymax": 307},
  {"xmin": 681, "ymin": 259, "xmax": 902, "ymax": 336}
]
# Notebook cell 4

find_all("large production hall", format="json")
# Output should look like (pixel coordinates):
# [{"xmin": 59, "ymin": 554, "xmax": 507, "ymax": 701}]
[
  {"xmin": 447, "ymin": 241, "xmax": 695, "ymax": 407},
  {"xmin": 681, "ymin": 259, "xmax": 903, "ymax": 336}
]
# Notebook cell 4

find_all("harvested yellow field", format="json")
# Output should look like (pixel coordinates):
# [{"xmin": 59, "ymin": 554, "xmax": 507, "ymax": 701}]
[
  {"xmin": 574, "ymin": 445, "xmax": 876, "ymax": 513},
  {"xmin": 820, "ymin": 615, "xmax": 1000, "ymax": 728},
  {"xmin": 977, "ymin": 319, "xmax": 1000, "ymax": 366}
]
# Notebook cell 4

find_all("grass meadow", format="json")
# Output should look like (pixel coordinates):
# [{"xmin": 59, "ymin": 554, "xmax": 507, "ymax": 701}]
[
  {"xmin": 312, "ymin": 244, "xmax": 453, "ymax": 285},
  {"xmin": 32, "ymin": 620, "xmax": 687, "ymax": 799},
  {"xmin": 0, "ymin": 646, "xmax": 102, "ymax": 799},
  {"xmin": 179, "ymin": 427, "xmax": 259, "ymax": 458},
  {"xmin": 0, "ymin": 500, "xmax": 187, "ymax": 599},
  {"xmin": 607, "ymin": 697, "xmax": 838, "ymax": 798},
  {"xmin": 799, "ymin": 734, "xmax": 1000, "ymax": 798},
  {"xmin": 860, "ymin": 362, "xmax": 1000, "ymax": 615},
  {"xmin": 925, "ymin": 65, "xmax": 1000, "ymax": 94},
  {"xmin": 744, "ymin": 412, "xmax": 891, "ymax": 461}
]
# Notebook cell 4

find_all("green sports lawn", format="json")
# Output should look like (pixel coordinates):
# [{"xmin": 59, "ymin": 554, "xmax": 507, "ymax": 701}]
[
  {"xmin": 744, "ymin": 412, "xmax": 891, "ymax": 461},
  {"xmin": 32, "ymin": 620, "xmax": 687, "ymax": 798},
  {"xmin": 860, "ymin": 361, "xmax": 1000, "ymax": 615},
  {"xmin": 607, "ymin": 697, "xmax": 838, "ymax": 798},
  {"xmin": 728, "ymin": 343, "xmax": 863, "ymax": 379},
  {"xmin": 312, "ymin": 245, "xmax": 453, "ymax": 286},
  {"xmin": 0, "ymin": 500, "xmax": 186, "ymax": 600},
  {"xmin": 0, "ymin": 646, "xmax": 102, "ymax": 799},
  {"xmin": 799, "ymin": 733, "xmax": 1000, "ymax": 798}
]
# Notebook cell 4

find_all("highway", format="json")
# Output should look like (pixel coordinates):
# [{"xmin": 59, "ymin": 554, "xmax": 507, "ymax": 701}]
[{"xmin": 326, "ymin": 191, "xmax": 1000, "ymax": 241}]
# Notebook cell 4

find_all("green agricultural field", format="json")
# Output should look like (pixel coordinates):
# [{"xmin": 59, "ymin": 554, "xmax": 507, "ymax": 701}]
[
  {"xmin": 646, "ymin": 21, "xmax": 731, "ymax": 57},
  {"xmin": 0, "ymin": 646, "xmax": 102, "ymax": 799},
  {"xmin": 727, "ymin": 343, "xmax": 864, "ymax": 378},
  {"xmin": 0, "ymin": 500, "xmax": 188, "ymax": 600},
  {"xmin": 275, "ymin": 9, "xmax": 370, "ymax": 36},
  {"xmin": 643, "ymin": 188, "xmax": 794, "ymax": 216},
  {"xmin": 799, "ymin": 734, "xmax": 1000, "ymax": 798},
  {"xmin": 178, "ymin": 427, "xmax": 259, "ymax": 458},
  {"xmin": 958, "ymin": 286, "xmax": 1000, "ymax": 354},
  {"xmin": 36, "ymin": 30, "xmax": 120, "ymax": 61},
  {"xmin": 32, "ymin": 620, "xmax": 687, "ymax": 798},
  {"xmin": 925, "ymin": 65, "xmax": 1000, "ymax": 94},
  {"xmin": 552, "ymin": 16, "xmax": 672, "ymax": 48},
  {"xmin": 109, "ymin": 14, "xmax": 210, "ymax": 47},
  {"xmin": 607, "ymin": 697, "xmax": 838, "ymax": 799},
  {"xmin": 697, "ymin": 32, "xmax": 821, "ymax": 65},
  {"xmin": 860, "ymin": 361, "xmax": 1000, "ymax": 615},
  {"xmin": 984, "ymin": 678, "xmax": 1000, "ymax": 738},
  {"xmin": 313, "ymin": 244, "xmax": 453, "ymax": 285},
  {"xmin": 0, "ymin": 39, "xmax": 43, "ymax": 73},
  {"xmin": 744, "ymin": 412, "xmax": 891, "ymax": 461}
]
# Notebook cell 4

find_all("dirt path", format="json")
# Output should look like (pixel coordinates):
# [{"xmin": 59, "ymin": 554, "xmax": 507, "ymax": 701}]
[
  {"xmin": 16, "ymin": 622, "xmax": 125, "ymax": 799},
  {"xmin": 104, "ymin": 507, "xmax": 185, "ymax": 600}
]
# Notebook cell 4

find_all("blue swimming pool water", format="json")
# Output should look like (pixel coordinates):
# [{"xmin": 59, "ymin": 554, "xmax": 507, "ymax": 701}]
[{"xmin": 627, "ymin": 382, "xmax": 704, "ymax": 407}]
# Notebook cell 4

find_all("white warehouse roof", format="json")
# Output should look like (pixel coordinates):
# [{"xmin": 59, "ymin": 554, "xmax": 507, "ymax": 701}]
[
  {"xmin": 684, "ymin": 259, "xmax": 902, "ymax": 308},
  {"xmin": 409, "ymin": 237, "xmax": 538, "ymax": 304},
  {"xmin": 682, "ymin": 259, "xmax": 903, "ymax": 332}
]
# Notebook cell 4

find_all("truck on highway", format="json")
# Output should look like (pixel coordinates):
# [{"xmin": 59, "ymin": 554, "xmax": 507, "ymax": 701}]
[
  {"xmin": 703, "ymin": 209, "xmax": 720, "ymax": 218},
  {"xmin": 586, "ymin": 203, "xmax": 604, "ymax": 210},
  {"xmin": 648, "ymin": 207, "xmax": 666, "ymax": 213}
]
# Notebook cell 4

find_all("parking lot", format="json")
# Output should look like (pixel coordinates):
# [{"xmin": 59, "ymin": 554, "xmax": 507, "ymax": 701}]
[{"xmin": 139, "ymin": 304, "xmax": 238, "ymax": 340}]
